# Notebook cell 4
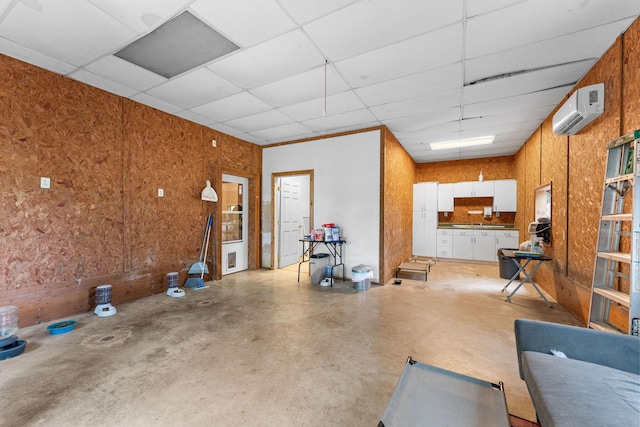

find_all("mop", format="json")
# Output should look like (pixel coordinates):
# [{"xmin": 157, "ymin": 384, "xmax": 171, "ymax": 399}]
[{"xmin": 184, "ymin": 214, "xmax": 212, "ymax": 289}]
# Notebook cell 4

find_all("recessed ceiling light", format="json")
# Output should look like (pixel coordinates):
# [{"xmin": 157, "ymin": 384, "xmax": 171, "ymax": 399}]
[
  {"xmin": 430, "ymin": 136, "xmax": 495, "ymax": 150},
  {"xmin": 115, "ymin": 11, "xmax": 239, "ymax": 79}
]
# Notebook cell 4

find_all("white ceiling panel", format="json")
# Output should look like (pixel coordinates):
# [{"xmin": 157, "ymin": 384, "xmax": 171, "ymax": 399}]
[
  {"xmin": 465, "ymin": 20, "xmax": 633, "ymax": 84},
  {"xmin": 277, "ymin": 0, "xmax": 359, "ymax": 24},
  {"xmin": 459, "ymin": 108, "xmax": 553, "ymax": 132},
  {"xmin": 224, "ymin": 109, "xmax": 294, "ymax": 133},
  {"xmin": 87, "ymin": 0, "xmax": 188, "ymax": 33},
  {"xmin": 190, "ymin": 0, "xmax": 296, "ymax": 47},
  {"xmin": 302, "ymin": 109, "xmax": 378, "ymax": 132},
  {"xmin": 355, "ymin": 63, "xmax": 463, "ymax": 106},
  {"xmin": 0, "ymin": 37, "xmax": 77, "ymax": 75},
  {"xmin": 250, "ymin": 65, "xmax": 350, "ymax": 108},
  {"xmin": 174, "ymin": 109, "xmax": 215, "ymax": 126},
  {"xmin": 463, "ymin": 86, "xmax": 571, "ymax": 118},
  {"xmin": 369, "ymin": 89, "xmax": 462, "ymax": 121},
  {"xmin": 84, "ymin": 55, "xmax": 167, "ymax": 91},
  {"xmin": 466, "ymin": 0, "xmax": 640, "ymax": 58},
  {"xmin": 278, "ymin": 91, "xmax": 366, "ymax": 122},
  {"xmin": 208, "ymin": 122, "xmax": 245, "ymax": 137},
  {"xmin": 303, "ymin": 0, "xmax": 463, "ymax": 61},
  {"xmin": 384, "ymin": 108, "xmax": 461, "ymax": 134},
  {"xmin": 0, "ymin": 0, "xmax": 136, "ymax": 66},
  {"xmin": 462, "ymin": 61, "xmax": 592, "ymax": 105},
  {"xmin": 130, "ymin": 92, "xmax": 183, "ymax": 114},
  {"xmin": 335, "ymin": 23, "xmax": 463, "ymax": 88},
  {"xmin": 466, "ymin": 0, "xmax": 524, "ymax": 18},
  {"xmin": 249, "ymin": 122, "xmax": 315, "ymax": 142},
  {"xmin": 191, "ymin": 91, "xmax": 271, "ymax": 122},
  {"xmin": 68, "ymin": 69, "xmax": 139, "ymax": 98},
  {"xmin": 146, "ymin": 68, "xmax": 241, "ymax": 108},
  {"xmin": 207, "ymin": 30, "xmax": 325, "ymax": 89}
]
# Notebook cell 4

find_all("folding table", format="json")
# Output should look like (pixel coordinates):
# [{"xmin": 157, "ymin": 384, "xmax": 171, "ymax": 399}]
[{"xmin": 500, "ymin": 249, "xmax": 553, "ymax": 308}]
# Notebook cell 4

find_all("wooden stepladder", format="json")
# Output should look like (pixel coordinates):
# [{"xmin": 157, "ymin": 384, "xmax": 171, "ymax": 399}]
[{"xmin": 588, "ymin": 130, "xmax": 639, "ymax": 334}]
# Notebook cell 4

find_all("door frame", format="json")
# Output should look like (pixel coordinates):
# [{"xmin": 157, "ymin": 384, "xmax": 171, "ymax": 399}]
[
  {"xmin": 271, "ymin": 170, "xmax": 314, "ymax": 270},
  {"xmin": 221, "ymin": 173, "xmax": 249, "ymax": 275}
]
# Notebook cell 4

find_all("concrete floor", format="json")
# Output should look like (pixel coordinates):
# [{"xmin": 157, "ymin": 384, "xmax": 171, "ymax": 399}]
[{"xmin": 0, "ymin": 261, "xmax": 580, "ymax": 426}]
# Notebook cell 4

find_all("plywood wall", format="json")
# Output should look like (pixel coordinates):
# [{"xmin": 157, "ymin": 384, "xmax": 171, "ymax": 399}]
[
  {"xmin": 0, "ymin": 55, "xmax": 261, "ymax": 326},
  {"xmin": 513, "ymin": 17, "xmax": 640, "ymax": 324},
  {"xmin": 415, "ymin": 156, "xmax": 514, "ymax": 183},
  {"xmin": 381, "ymin": 127, "xmax": 415, "ymax": 283}
]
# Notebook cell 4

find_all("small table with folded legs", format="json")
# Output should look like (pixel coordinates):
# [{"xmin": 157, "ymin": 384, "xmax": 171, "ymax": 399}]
[{"xmin": 500, "ymin": 250, "xmax": 553, "ymax": 308}]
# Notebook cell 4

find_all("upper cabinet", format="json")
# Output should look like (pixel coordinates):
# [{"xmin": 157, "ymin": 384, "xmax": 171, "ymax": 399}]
[
  {"xmin": 413, "ymin": 182, "xmax": 438, "ymax": 212},
  {"xmin": 453, "ymin": 180, "xmax": 494, "ymax": 198},
  {"xmin": 437, "ymin": 183, "xmax": 454, "ymax": 212},
  {"xmin": 493, "ymin": 179, "xmax": 517, "ymax": 212}
]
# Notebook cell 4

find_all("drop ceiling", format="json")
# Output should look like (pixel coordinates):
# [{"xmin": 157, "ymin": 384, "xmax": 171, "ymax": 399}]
[{"xmin": 0, "ymin": 0, "xmax": 638, "ymax": 162}]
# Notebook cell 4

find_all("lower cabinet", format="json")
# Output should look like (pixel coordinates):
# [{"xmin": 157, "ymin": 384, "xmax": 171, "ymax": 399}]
[
  {"xmin": 452, "ymin": 229, "xmax": 496, "ymax": 261},
  {"xmin": 496, "ymin": 230, "xmax": 520, "ymax": 251},
  {"xmin": 436, "ymin": 229, "xmax": 453, "ymax": 258}
]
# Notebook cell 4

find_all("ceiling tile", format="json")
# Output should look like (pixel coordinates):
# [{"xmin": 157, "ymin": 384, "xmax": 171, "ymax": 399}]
[
  {"xmin": 68, "ymin": 69, "xmax": 139, "ymax": 98},
  {"xmin": 0, "ymin": 0, "xmax": 136, "ymax": 66},
  {"xmin": 466, "ymin": 0, "xmax": 640, "ymax": 58},
  {"xmin": 385, "ymin": 108, "xmax": 461, "ymax": 134},
  {"xmin": 190, "ymin": 0, "xmax": 296, "ymax": 47},
  {"xmin": 301, "ymin": 108, "xmax": 378, "ymax": 132},
  {"xmin": 207, "ymin": 29, "xmax": 325, "ymax": 89},
  {"xmin": 462, "ymin": 61, "xmax": 592, "ymax": 105},
  {"xmin": 223, "ymin": 109, "xmax": 294, "ymax": 133},
  {"xmin": 249, "ymin": 122, "xmax": 315, "ymax": 142},
  {"xmin": 278, "ymin": 91, "xmax": 365, "ymax": 122},
  {"xmin": 465, "ymin": 19, "xmax": 635, "ymax": 84},
  {"xmin": 459, "ymin": 107, "xmax": 553, "ymax": 132},
  {"xmin": 191, "ymin": 92, "xmax": 272, "ymax": 122},
  {"xmin": 84, "ymin": 55, "xmax": 167, "ymax": 91},
  {"xmin": 463, "ymin": 86, "xmax": 571, "ymax": 118},
  {"xmin": 278, "ymin": 0, "xmax": 359, "ymax": 24},
  {"xmin": 0, "ymin": 37, "xmax": 77, "ymax": 75},
  {"xmin": 466, "ymin": 0, "xmax": 523, "ymax": 18},
  {"xmin": 130, "ymin": 92, "xmax": 183, "ymax": 114},
  {"xmin": 207, "ymin": 122, "xmax": 245, "ymax": 137},
  {"xmin": 369, "ymin": 89, "xmax": 461, "ymax": 121},
  {"xmin": 87, "ymin": 0, "xmax": 188, "ymax": 33},
  {"xmin": 304, "ymin": 0, "xmax": 463, "ymax": 61},
  {"xmin": 146, "ymin": 68, "xmax": 241, "ymax": 108},
  {"xmin": 355, "ymin": 62, "xmax": 463, "ymax": 106},
  {"xmin": 250, "ymin": 64, "xmax": 350, "ymax": 108},
  {"xmin": 174, "ymin": 110, "xmax": 215, "ymax": 126},
  {"xmin": 335, "ymin": 23, "xmax": 463, "ymax": 88}
]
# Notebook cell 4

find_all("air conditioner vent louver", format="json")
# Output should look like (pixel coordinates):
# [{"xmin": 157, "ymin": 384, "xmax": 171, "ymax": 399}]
[{"xmin": 552, "ymin": 83, "xmax": 604, "ymax": 135}]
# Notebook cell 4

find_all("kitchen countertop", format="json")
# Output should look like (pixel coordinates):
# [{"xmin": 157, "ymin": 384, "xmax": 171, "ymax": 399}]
[{"xmin": 438, "ymin": 224, "xmax": 515, "ymax": 230}]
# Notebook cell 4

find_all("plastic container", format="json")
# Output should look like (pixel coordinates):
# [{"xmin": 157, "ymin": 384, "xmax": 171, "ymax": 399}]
[
  {"xmin": 47, "ymin": 320, "xmax": 77, "ymax": 335},
  {"xmin": 352, "ymin": 265, "xmax": 374, "ymax": 291},
  {"xmin": 310, "ymin": 253, "xmax": 330, "ymax": 284},
  {"xmin": 0, "ymin": 306, "xmax": 19, "ymax": 340},
  {"xmin": 497, "ymin": 248, "xmax": 520, "ymax": 280}
]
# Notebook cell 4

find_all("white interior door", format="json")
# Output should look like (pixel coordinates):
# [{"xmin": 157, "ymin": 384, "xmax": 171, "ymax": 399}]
[
  {"xmin": 278, "ymin": 177, "xmax": 302, "ymax": 268},
  {"xmin": 222, "ymin": 174, "xmax": 248, "ymax": 275}
]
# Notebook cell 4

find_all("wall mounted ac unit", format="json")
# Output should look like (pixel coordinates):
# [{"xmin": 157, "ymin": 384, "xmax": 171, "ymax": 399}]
[{"xmin": 552, "ymin": 83, "xmax": 605, "ymax": 135}]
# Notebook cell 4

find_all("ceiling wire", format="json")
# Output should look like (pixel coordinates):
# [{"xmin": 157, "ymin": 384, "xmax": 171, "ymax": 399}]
[{"xmin": 323, "ymin": 59, "xmax": 328, "ymax": 117}]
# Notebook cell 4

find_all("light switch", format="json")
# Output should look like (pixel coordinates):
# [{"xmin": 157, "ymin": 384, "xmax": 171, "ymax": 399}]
[
  {"xmin": 158, "ymin": 188, "xmax": 164, "ymax": 197},
  {"xmin": 40, "ymin": 177, "xmax": 51, "ymax": 189},
  {"xmin": 211, "ymin": 139, "xmax": 216, "ymax": 147}
]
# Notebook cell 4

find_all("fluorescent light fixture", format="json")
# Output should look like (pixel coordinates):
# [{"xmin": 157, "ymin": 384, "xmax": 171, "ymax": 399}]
[{"xmin": 430, "ymin": 136, "xmax": 495, "ymax": 150}]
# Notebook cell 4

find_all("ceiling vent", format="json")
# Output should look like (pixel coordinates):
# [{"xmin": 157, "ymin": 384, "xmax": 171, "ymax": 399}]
[
  {"xmin": 552, "ymin": 83, "xmax": 604, "ymax": 135},
  {"xmin": 115, "ymin": 11, "xmax": 239, "ymax": 79}
]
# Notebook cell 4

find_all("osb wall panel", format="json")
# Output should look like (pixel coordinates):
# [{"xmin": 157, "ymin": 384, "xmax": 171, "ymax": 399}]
[
  {"xmin": 514, "ymin": 148, "xmax": 527, "ymax": 235},
  {"xmin": 567, "ymin": 38, "xmax": 623, "ymax": 287},
  {"xmin": 382, "ymin": 127, "xmax": 415, "ymax": 283},
  {"xmin": 524, "ymin": 129, "xmax": 541, "ymax": 222},
  {"xmin": 622, "ymin": 18, "xmax": 640, "ymax": 132},
  {"xmin": 437, "ymin": 198, "xmax": 515, "ymax": 225},
  {"xmin": 415, "ymin": 156, "xmax": 514, "ymax": 183},
  {"xmin": 0, "ymin": 55, "xmax": 124, "ymax": 294},
  {"xmin": 123, "ymin": 100, "xmax": 203, "ymax": 273}
]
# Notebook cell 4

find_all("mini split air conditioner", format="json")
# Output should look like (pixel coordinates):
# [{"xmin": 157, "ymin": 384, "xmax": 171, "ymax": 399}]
[{"xmin": 552, "ymin": 83, "xmax": 604, "ymax": 135}]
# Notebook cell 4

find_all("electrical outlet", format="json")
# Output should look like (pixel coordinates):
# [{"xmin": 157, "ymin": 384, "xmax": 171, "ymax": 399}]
[
  {"xmin": 40, "ymin": 177, "xmax": 51, "ymax": 189},
  {"xmin": 211, "ymin": 139, "xmax": 216, "ymax": 147},
  {"xmin": 158, "ymin": 188, "xmax": 164, "ymax": 197}
]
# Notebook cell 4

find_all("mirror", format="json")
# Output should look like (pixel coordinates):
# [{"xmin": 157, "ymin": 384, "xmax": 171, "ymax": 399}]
[{"xmin": 535, "ymin": 183, "xmax": 552, "ymax": 244}]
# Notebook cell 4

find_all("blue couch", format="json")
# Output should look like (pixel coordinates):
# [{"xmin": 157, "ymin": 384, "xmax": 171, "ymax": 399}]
[{"xmin": 514, "ymin": 319, "xmax": 640, "ymax": 427}]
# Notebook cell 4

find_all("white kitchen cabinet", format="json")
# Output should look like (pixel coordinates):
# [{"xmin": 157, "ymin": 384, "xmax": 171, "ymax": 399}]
[
  {"xmin": 453, "ymin": 181, "xmax": 494, "ymax": 197},
  {"xmin": 452, "ymin": 229, "xmax": 496, "ymax": 261},
  {"xmin": 413, "ymin": 182, "xmax": 438, "ymax": 212},
  {"xmin": 436, "ymin": 228, "xmax": 453, "ymax": 258},
  {"xmin": 496, "ymin": 230, "xmax": 520, "ymax": 251},
  {"xmin": 437, "ymin": 183, "xmax": 454, "ymax": 212},
  {"xmin": 493, "ymin": 180, "xmax": 517, "ymax": 212},
  {"xmin": 413, "ymin": 211, "xmax": 438, "ymax": 257}
]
